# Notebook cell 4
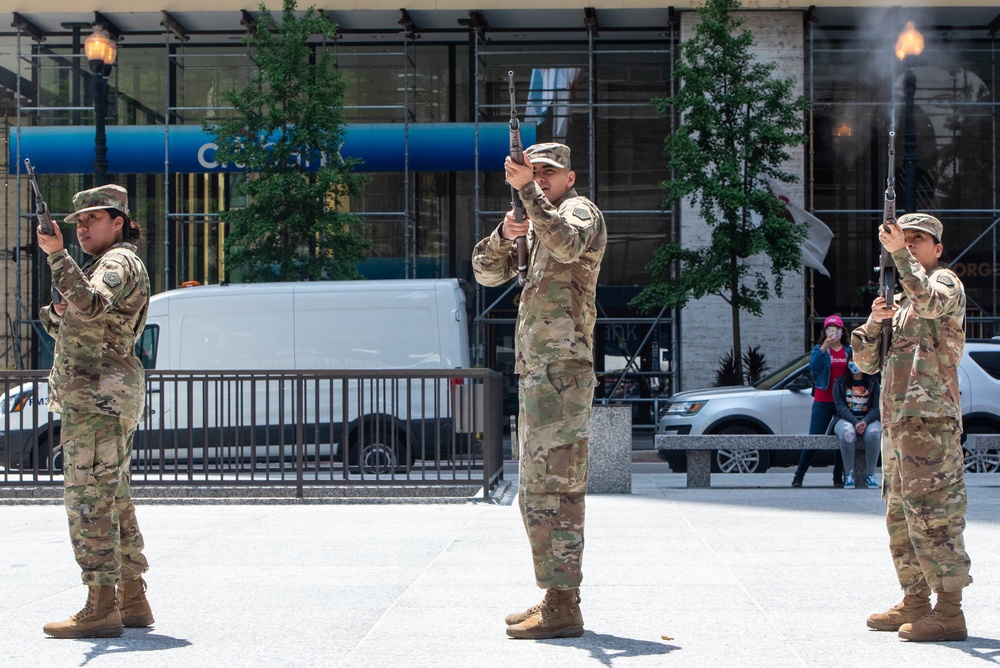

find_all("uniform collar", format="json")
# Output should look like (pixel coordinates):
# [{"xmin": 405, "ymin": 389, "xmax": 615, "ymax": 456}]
[
  {"xmin": 82, "ymin": 242, "xmax": 135, "ymax": 269},
  {"xmin": 101, "ymin": 241, "xmax": 135, "ymax": 255},
  {"xmin": 551, "ymin": 187, "xmax": 579, "ymax": 208}
]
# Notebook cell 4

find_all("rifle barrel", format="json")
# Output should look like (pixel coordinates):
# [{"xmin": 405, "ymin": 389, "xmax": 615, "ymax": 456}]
[{"xmin": 508, "ymin": 70, "xmax": 528, "ymax": 285}]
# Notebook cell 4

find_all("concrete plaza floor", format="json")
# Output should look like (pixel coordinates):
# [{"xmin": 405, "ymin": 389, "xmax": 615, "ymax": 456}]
[{"xmin": 2, "ymin": 466, "xmax": 999, "ymax": 668}]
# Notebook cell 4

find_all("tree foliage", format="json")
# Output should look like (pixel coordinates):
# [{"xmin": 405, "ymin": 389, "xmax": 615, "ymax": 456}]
[
  {"xmin": 207, "ymin": 0, "xmax": 370, "ymax": 282},
  {"xmin": 632, "ymin": 0, "xmax": 810, "ymax": 382}
]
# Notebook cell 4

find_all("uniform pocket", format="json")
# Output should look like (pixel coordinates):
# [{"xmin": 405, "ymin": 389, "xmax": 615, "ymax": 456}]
[
  {"xmin": 519, "ymin": 360, "xmax": 594, "ymax": 494},
  {"xmin": 61, "ymin": 414, "xmax": 98, "ymax": 487}
]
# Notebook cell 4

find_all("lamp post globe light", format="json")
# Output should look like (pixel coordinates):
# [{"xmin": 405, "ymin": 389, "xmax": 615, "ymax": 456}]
[{"xmin": 84, "ymin": 24, "xmax": 117, "ymax": 185}]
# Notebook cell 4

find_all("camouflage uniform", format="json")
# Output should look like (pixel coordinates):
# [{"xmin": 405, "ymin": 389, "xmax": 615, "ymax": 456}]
[
  {"xmin": 852, "ymin": 217, "xmax": 971, "ymax": 595},
  {"xmin": 472, "ymin": 144, "xmax": 606, "ymax": 590},
  {"xmin": 39, "ymin": 186, "xmax": 150, "ymax": 588}
]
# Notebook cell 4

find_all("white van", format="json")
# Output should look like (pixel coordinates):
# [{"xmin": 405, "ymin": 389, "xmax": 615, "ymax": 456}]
[
  {"xmin": 140, "ymin": 279, "xmax": 468, "ymax": 371},
  {"xmin": 2, "ymin": 279, "xmax": 471, "ymax": 474}
]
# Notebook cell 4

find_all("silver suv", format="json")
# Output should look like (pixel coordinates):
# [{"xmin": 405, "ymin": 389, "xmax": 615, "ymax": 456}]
[{"xmin": 656, "ymin": 339, "xmax": 1000, "ymax": 473}]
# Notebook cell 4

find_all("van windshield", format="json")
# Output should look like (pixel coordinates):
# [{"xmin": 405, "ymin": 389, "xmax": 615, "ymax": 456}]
[
  {"xmin": 755, "ymin": 353, "xmax": 810, "ymax": 390},
  {"xmin": 136, "ymin": 324, "xmax": 159, "ymax": 370}
]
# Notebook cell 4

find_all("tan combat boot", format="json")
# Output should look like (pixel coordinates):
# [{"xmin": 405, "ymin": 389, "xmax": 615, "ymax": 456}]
[
  {"xmin": 118, "ymin": 577, "xmax": 155, "ymax": 627},
  {"xmin": 898, "ymin": 590, "xmax": 967, "ymax": 642},
  {"xmin": 506, "ymin": 588, "xmax": 584, "ymax": 639},
  {"xmin": 866, "ymin": 589, "xmax": 932, "ymax": 631},
  {"xmin": 505, "ymin": 590, "xmax": 581, "ymax": 626},
  {"xmin": 43, "ymin": 585, "xmax": 123, "ymax": 639}
]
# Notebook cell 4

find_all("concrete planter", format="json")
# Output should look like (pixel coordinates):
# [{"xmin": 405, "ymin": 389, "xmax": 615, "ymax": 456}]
[{"xmin": 589, "ymin": 405, "xmax": 632, "ymax": 494}]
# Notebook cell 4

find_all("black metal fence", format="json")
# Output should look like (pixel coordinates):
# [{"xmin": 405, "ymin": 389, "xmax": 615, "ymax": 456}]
[{"xmin": 1, "ymin": 369, "xmax": 504, "ymax": 498}]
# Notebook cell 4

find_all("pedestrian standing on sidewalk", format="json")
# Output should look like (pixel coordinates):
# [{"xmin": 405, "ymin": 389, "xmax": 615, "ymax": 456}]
[
  {"xmin": 791, "ymin": 315, "xmax": 849, "ymax": 488},
  {"xmin": 37, "ymin": 185, "xmax": 155, "ymax": 639},
  {"xmin": 472, "ymin": 142, "xmax": 606, "ymax": 639},
  {"xmin": 853, "ymin": 212, "xmax": 971, "ymax": 642},
  {"xmin": 832, "ymin": 361, "xmax": 881, "ymax": 489}
]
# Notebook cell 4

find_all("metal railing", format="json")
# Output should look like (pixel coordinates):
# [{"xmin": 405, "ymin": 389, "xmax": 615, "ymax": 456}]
[{"xmin": 0, "ymin": 369, "xmax": 504, "ymax": 498}]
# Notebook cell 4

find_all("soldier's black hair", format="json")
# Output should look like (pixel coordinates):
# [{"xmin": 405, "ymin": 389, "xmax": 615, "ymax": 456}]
[{"xmin": 106, "ymin": 207, "xmax": 144, "ymax": 244}]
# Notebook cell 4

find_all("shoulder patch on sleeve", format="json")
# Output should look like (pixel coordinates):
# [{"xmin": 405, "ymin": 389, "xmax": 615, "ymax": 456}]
[
  {"xmin": 572, "ymin": 206, "xmax": 591, "ymax": 220},
  {"xmin": 103, "ymin": 271, "xmax": 122, "ymax": 288},
  {"xmin": 936, "ymin": 274, "xmax": 955, "ymax": 287}
]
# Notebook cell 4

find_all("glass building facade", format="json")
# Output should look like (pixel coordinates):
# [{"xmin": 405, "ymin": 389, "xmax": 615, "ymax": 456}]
[{"xmin": 3, "ymin": 6, "xmax": 1000, "ymax": 422}]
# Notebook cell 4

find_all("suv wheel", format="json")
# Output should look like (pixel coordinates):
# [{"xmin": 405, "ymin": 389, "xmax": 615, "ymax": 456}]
[
  {"xmin": 962, "ymin": 425, "xmax": 1000, "ymax": 473},
  {"xmin": 712, "ymin": 426, "xmax": 770, "ymax": 473}
]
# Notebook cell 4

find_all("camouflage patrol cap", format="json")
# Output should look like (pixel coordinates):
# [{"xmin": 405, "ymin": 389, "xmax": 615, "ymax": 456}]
[
  {"xmin": 64, "ymin": 184, "xmax": 130, "ymax": 224},
  {"xmin": 525, "ymin": 143, "xmax": 571, "ymax": 170},
  {"xmin": 897, "ymin": 212, "xmax": 943, "ymax": 241}
]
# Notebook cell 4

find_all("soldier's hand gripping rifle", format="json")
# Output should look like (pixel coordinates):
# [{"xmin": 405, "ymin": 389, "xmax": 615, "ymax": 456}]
[
  {"xmin": 879, "ymin": 132, "xmax": 897, "ymax": 363},
  {"xmin": 508, "ymin": 70, "xmax": 528, "ymax": 286},
  {"xmin": 24, "ymin": 158, "xmax": 64, "ymax": 305}
]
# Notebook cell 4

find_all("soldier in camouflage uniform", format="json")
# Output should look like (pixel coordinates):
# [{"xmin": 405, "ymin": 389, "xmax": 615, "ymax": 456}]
[
  {"xmin": 852, "ymin": 213, "xmax": 971, "ymax": 642},
  {"xmin": 472, "ymin": 143, "xmax": 606, "ymax": 639},
  {"xmin": 36, "ymin": 185, "xmax": 155, "ymax": 639}
]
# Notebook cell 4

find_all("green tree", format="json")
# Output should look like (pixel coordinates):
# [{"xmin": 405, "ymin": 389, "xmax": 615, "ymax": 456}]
[
  {"xmin": 206, "ymin": 0, "xmax": 370, "ymax": 282},
  {"xmin": 633, "ymin": 0, "xmax": 810, "ymax": 384}
]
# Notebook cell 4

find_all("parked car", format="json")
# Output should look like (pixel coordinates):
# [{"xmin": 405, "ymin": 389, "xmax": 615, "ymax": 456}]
[{"xmin": 657, "ymin": 339, "xmax": 1000, "ymax": 473}]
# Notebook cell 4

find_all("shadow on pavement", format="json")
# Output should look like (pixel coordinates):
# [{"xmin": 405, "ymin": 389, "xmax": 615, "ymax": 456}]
[
  {"xmin": 951, "ymin": 636, "xmax": 1000, "ymax": 663},
  {"xmin": 538, "ymin": 631, "xmax": 678, "ymax": 666},
  {"xmin": 59, "ymin": 628, "xmax": 192, "ymax": 666}
]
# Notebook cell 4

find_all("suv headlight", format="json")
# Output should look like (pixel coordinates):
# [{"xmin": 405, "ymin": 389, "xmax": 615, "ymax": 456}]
[{"xmin": 659, "ymin": 400, "xmax": 707, "ymax": 419}]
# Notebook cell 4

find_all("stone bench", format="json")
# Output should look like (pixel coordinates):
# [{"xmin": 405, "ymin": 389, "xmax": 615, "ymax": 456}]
[
  {"xmin": 655, "ymin": 434, "xmax": 840, "ymax": 488},
  {"xmin": 656, "ymin": 433, "xmax": 1000, "ymax": 488}
]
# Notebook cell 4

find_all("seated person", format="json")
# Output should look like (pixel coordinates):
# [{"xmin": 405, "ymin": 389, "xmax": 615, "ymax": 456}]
[{"xmin": 832, "ymin": 361, "xmax": 882, "ymax": 489}]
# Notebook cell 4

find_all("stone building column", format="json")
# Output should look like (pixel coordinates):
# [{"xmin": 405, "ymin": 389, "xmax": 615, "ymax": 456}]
[{"xmin": 678, "ymin": 10, "xmax": 807, "ymax": 391}]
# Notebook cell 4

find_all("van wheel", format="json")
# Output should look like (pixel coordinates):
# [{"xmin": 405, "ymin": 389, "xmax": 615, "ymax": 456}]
[
  {"xmin": 27, "ymin": 431, "xmax": 62, "ymax": 474},
  {"xmin": 712, "ymin": 426, "xmax": 769, "ymax": 473},
  {"xmin": 349, "ymin": 432, "xmax": 408, "ymax": 475}
]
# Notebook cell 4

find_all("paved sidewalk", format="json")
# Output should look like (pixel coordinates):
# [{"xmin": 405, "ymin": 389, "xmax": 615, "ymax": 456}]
[{"xmin": 2, "ymin": 469, "xmax": 999, "ymax": 668}]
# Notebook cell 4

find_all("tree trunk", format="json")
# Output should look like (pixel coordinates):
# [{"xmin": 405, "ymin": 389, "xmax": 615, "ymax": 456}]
[{"xmin": 730, "ymin": 256, "xmax": 743, "ymax": 385}]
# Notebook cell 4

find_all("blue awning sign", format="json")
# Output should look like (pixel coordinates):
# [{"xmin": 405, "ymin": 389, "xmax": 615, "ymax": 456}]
[{"xmin": 9, "ymin": 122, "xmax": 536, "ymax": 175}]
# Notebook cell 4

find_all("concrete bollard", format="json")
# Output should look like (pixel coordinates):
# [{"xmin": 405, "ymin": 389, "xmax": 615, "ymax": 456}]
[{"xmin": 588, "ymin": 405, "xmax": 632, "ymax": 494}]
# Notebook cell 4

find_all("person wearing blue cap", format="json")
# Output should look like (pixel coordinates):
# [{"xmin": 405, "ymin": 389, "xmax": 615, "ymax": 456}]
[{"xmin": 832, "ymin": 361, "xmax": 881, "ymax": 489}]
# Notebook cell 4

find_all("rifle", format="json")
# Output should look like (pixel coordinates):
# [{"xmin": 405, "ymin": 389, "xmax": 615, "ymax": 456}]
[
  {"xmin": 24, "ymin": 158, "xmax": 64, "ymax": 305},
  {"xmin": 508, "ymin": 70, "xmax": 528, "ymax": 286},
  {"xmin": 24, "ymin": 159, "xmax": 55, "ymax": 236},
  {"xmin": 879, "ymin": 131, "xmax": 897, "ymax": 363}
]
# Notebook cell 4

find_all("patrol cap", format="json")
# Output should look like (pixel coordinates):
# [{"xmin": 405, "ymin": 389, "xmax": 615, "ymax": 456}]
[
  {"xmin": 897, "ymin": 212, "xmax": 943, "ymax": 242},
  {"xmin": 525, "ymin": 143, "xmax": 571, "ymax": 170},
  {"xmin": 64, "ymin": 184, "xmax": 130, "ymax": 224}
]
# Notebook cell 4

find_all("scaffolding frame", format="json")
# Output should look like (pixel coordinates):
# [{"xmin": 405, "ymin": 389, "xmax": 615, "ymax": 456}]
[
  {"xmin": 6, "ymin": 11, "xmax": 1000, "ymax": 377},
  {"xmin": 468, "ymin": 18, "xmax": 678, "ymax": 421},
  {"xmin": 10, "ymin": 26, "xmax": 109, "ymax": 370}
]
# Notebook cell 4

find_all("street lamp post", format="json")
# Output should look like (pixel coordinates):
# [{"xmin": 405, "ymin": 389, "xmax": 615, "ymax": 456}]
[
  {"xmin": 84, "ymin": 25, "xmax": 117, "ymax": 185},
  {"xmin": 895, "ymin": 22, "xmax": 924, "ymax": 214},
  {"xmin": 902, "ymin": 66, "xmax": 917, "ymax": 213}
]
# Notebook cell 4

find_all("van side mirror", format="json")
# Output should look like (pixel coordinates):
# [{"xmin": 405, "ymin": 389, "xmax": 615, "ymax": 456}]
[{"xmin": 786, "ymin": 375, "xmax": 812, "ymax": 392}]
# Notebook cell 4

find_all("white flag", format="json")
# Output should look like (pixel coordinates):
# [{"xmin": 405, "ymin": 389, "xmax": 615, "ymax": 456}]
[{"xmin": 780, "ymin": 196, "xmax": 834, "ymax": 278}]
